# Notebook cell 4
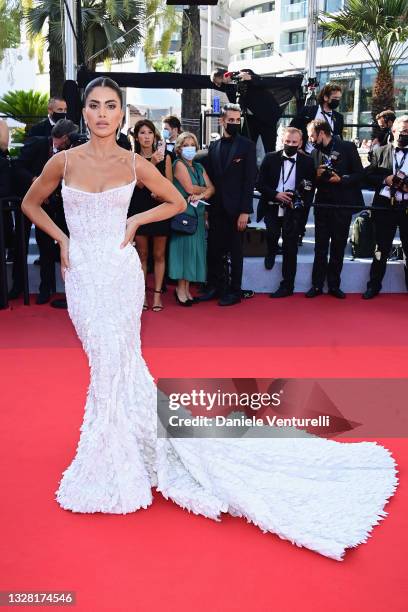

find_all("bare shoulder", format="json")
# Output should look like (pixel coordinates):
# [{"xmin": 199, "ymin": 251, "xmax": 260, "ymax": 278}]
[{"xmin": 42, "ymin": 150, "xmax": 66, "ymax": 179}]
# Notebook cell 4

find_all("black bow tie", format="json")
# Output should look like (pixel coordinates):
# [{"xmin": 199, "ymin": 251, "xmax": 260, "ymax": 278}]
[
  {"xmin": 282, "ymin": 156, "xmax": 296, "ymax": 163},
  {"xmin": 395, "ymin": 147, "xmax": 408, "ymax": 153}
]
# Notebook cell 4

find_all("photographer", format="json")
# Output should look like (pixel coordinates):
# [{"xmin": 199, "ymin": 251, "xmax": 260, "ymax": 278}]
[
  {"xmin": 363, "ymin": 115, "xmax": 408, "ymax": 299},
  {"xmin": 211, "ymin": 69, "xmax": 282, "ymax": 153},
  {"xmin": 257, "ymin": 127, "xmax": 315, "ymax": 297},
  {"xmin": 306, "ymin": 119, "xmax": 364, "ymax": 298},
  {"xmin": 372, "ymin": 110, "xmax": 395, "ymax": 148},
  {"xmin": 8, "ymin": 119, "xmax": 78, "ymax": 304}
]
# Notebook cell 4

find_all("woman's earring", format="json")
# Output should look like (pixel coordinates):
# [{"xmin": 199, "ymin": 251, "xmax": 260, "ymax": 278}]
[
  {"xmin": 85, "ymin": 123, "xmax": 90, "ymax": 139},
  {"xmin": 116, "ymin": 125, "xmax": 121, "ymax": 140}
]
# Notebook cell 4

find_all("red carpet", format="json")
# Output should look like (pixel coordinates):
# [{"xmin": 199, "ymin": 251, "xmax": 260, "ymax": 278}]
[{"xmin": 1, "ymin": 294, "xmax": 407, "ymax": 611}]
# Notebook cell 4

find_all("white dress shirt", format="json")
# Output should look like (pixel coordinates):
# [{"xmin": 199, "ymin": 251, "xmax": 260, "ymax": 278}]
[
  {"xmin": 305, "ymin": 106, "xmax": 334, "ymax": 153},
  {"xmin": 275, "ymin": 152, "xmax": 297, "ymax": 217}
]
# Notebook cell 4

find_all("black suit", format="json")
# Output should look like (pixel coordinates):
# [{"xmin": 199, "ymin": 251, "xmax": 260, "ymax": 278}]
[
  {"xmin": 311, "ymin": 137, "xmax": 364, "ymax": 290},
  {"xmin": 27, "ymin": 118, "xmax": 53, "ymax": 139},
  {"xmin": 364, "ymin": 144, "xmax": 408, "ymax": 292},
  {"xmin": 12, "ymin": 137, "xmax": 67, "ymax": 294},
  {"xmin": 290, "ymin": 105, "xmax": 344, "ymax": 150},
  {"xmin": 257, "ymin": 151, "xmax": 315, "ymax": 290},
  {"xmin": 206, "ymin": 134, "xmax": 257, "ymax": 295}
]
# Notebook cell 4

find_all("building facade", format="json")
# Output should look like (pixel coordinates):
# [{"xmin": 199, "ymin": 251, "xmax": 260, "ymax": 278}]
[{"xmin": 228, "ymin": 0, "xmax": 408, "ymax": 138}]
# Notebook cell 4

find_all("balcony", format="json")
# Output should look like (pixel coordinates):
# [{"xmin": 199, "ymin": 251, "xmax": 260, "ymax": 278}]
[
  {"xmin": 281, "ymin": 1, "xmax": 307, "ymax": 21},
  {"xmin": 230, "ymin": 47, "xmax": 273, "ymax": 62},
  {"xmin": 281, "ymin": 41, "xmax": 306, "ymax": 52}
]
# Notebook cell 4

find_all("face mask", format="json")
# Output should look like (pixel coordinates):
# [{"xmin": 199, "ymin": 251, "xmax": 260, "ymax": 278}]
[
  {"xmin": 162, "ymin": 128, "xmax": 170, "ymax": 140},
  {"xmin": 397, "ymin": 134, "xmax": 408, "ymax": 148},
  {"xmin": 328, "ymin": 100, "xmax": 340, "ymax": 110},
  {"xmin": 225, "ymin": 123, "xmax": 241, "ymax": 137},
  {"xmin": 181, "ymin": 146, "xmax": 196, "ymax": 160},
  {"xmin": 51, "ymin": 112, "xmax": 66, "ymax": 122},
  {"xmin": 283, "ymin": 144, "xmax": 298, "ymax": 157}
]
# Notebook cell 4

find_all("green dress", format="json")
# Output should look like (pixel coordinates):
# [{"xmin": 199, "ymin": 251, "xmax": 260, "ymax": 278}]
[{"xmin": 168, "ymin": 159, "xmax": 207, "ymax": 282}]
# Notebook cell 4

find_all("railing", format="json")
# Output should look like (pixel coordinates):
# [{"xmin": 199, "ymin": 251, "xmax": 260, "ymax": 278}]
[
  {"xmin": 281, "ymin": 1, "xmax": 307, "ymax": 21},
  {"xmin": 280, "ymin": 41, "xmax": 306, "ymax": 52},
  {"xmin": 230, "ymin": 48, "xmax": 274, "ymax": 62}
]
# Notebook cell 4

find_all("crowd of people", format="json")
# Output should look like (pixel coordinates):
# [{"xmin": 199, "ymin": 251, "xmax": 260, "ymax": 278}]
[{"xmin": 1, "ymin": 80, "xmax": 408, "ymax": 308}]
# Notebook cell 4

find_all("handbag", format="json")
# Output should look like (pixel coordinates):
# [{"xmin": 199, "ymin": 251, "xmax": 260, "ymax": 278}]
[{"xmin": 170, "ymin": 204, "xmax": 198, "ymax": 235}]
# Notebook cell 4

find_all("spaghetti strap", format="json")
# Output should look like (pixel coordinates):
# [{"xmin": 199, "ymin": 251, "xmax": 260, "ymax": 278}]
[
  {"xmin": 63, "ymin": 150, "xmax": 68, "ymax": 181},
  {"xmin": 133, "ymin": 152, "xmax": 137, "ymax": 181}
]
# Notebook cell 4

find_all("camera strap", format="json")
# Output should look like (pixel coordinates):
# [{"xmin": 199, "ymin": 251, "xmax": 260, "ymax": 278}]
[
  {"xmin": 280, "ymin": 157, "xmax": 296, "ymax": 190},
  {"xmin": 393, "ymin": 149, "xmax": 408, "ymax": 174}
]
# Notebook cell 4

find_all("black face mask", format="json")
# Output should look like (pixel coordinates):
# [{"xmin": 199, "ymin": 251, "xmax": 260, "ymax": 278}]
[
  {"xmin": 225, "ymin": 123, "xmax": 241, "ymax": 137},
  {"xmin": 328, "ymin": 100, "xmax": 340, "ymax": 110},
  {"xmin": 397, "ymin": 134, "xmax": 408, "ymax": 148},
  {"xmin": 51, "ymin": 112, "xmax": 66, "ymax": 123},
  {"xmin": 283, "ymin": 144, "xmax": 298, "ymax": 157}
]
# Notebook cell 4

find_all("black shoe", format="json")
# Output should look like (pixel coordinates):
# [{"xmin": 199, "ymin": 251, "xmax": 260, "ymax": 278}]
[
  {"xmin": 264, "ymin": 255, "xmax": 275, "ymax": 270},
  {"xmin": 241, "ymin": 289, "xmax": 254, "ymax": 299},
  {"xmin": 328, "ymin": 288, "xmax": 346, "ymax": 299},
  {"xmin": 196, "ymin": 288, "xmax": 219, "ymax": 302},
  {"xmin": 270, "ymin": 287, "xmax": 294, "ymax": 298},
  {"xmin": 218, "ymin": 293, "xmax": 241, "ymax": 306},
  {"xmin": 36, "ymin": 290, "xmax": 51, "ymax": 305},
  {"xmin": 305, "ymin": 287, "xmax": 323, "ymax": 298},
  {"xmin": 174, "ymin": 289, "xmax": 192, "ymax": 307},
  {"xmin": 50, "ymin": 298, "xmax": 67, "ymax": 309},
  {"xmin": 34, "ymin": 257, "xmax": 41, "ymax": 266},
  {"xmin": 7, "ymin": 286, "xmax": 23, "ymax": 300},
  {"xmin": 362, "ymin": 288, "xmax": 380, "ymax": 300}
]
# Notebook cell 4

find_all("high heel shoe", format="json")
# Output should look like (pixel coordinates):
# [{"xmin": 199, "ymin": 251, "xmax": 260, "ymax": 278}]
[
  {"xmin": 174, "ymin": 289, "xmax": 192, "ymax": 307},
  {"xmin": 152, "ymin": 289, "xmax": 164, "ymax": 312}
]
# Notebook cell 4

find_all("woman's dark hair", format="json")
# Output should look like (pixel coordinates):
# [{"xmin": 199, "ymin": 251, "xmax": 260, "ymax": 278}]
[
  {"xmin": 133, "ymin": 119, "xmax": 160, "ymax": 153},
  {"xmin": 84, "ymin": 77, "xmax": 123, "ymax": 107}
]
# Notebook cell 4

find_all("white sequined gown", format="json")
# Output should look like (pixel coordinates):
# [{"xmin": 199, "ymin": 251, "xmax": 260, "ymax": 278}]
[{"xmin": 55, "ymin": 164, "xmax": 398, "ymax": 561}]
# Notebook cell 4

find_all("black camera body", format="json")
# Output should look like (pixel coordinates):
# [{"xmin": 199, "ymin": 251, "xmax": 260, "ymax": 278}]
[
  {"xmin": 391, "ymin": 170, "xmax": 408, "ymax": 190},
  {"xmin": 284, "ymin": 179, "xmax": 313, "ymax": 210},
  {"xmin": 320, "ymin": 150, "xmax": 340, "ymax": 180},
  {"xmin": 69, "ymin": 132, "xmax": 88, "ymax": 147}
]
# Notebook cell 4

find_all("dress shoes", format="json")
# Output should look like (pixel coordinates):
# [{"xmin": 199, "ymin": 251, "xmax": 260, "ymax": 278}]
[
  {"xmin": 328, "ymin": 288, "xmax": 346, "ymax": 299},
  {"xmin": 36, "ymin": 290, "xmax": 51, "ymax": 305},
  {"xmin": 218, "ymin": 293, "xmax": 241, "ymax": 306},
  {"xmin": 305, "ymin": 287, "xmax": 323, "ymax": 298},
  {"xmin": 241, "ymin": 289, "xmax": 254, "ymax": 299},
  {"xmin": 362, "ymin": 288, "xmax": 380, "ymax": 300},
  {"xmin": 264, "ymin": 255, "xmax": 275, "ymax": 270},
  {"xmin": 174, "ymin": 290, "xmax": 193, "ymax": 307},
  {"xmin": 270, "ymin": 287, "xmax": 293, "ymax": 298},
  {"xmin": 196, "ymin": 288, "xmax": 219, "ymax": 302},
  {"xmin": 50, "ymin": 298, "xmax": 67, "ymax": 309}
]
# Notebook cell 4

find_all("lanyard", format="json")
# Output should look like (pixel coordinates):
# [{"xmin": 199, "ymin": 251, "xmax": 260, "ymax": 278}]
[
  {"xmin": 321, "ymin": 110, "xmax": 334, "ymax": 132},
  {"xmin": 394, "ymin": 150, "xmax": 408, "ymax": 174},
  {"xmin": 281, "ymin": 157, "xmax": 296, "ymax": 190}
]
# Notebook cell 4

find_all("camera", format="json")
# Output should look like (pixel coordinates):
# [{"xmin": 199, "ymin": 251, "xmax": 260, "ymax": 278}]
[
  {"xmin": 390, "ymin": 170, "xmax": 408, "ymax": 206},
  {"xmin": 69, "ymin": 132, "xmax": 88, "ymax": 147},
  {"xmin": 285, "ymin": 179, "xmax": 313, "ymax": 210},
  {"xmin": 320, "ymin": 151, "xmax": 340, "ymax": 180}
]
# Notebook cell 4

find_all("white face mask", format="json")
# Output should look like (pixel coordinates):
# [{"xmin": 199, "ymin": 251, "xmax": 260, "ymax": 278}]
[{"xmin": 181, "ymin": 146, "xmax": 196, "ymax": 160}]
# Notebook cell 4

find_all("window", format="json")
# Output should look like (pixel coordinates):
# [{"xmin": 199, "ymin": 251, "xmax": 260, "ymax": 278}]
[
  {"xmin": 241, "ymin": 2, "xmax": 275, "ymax": 17},
  {"xmin": 289, "ymin": 30, "xmax": 305, "ymax": 45},
  {"xmin": 394, "ymin": 64, "xmax": 408, "ymax": 113},
  {"xmin": 324, "ymin": 0, "xmax": 344, "ymax": 12},
  {"xmin": 239, "ymin": 43, "xmax": 273, "ymax": 59}
]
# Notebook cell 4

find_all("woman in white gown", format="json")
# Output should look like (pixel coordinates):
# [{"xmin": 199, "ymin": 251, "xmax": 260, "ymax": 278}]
[{"xmin": 21, "ymin": 77, "xmax": 398, "ymax": 562}]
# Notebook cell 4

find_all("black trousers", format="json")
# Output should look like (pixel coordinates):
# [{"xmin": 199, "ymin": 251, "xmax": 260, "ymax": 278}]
[
  {"xmin": 368, "ymin": 205, "xmax": 408, "ymax": 291},
  {"xmin": 12, "ymin": 199, "xmax": 68, "ymax": 293},
  {"xmin": 207, "ymin": 208, "xmax": 244, "ymax": 295},
  {"xmin": 243, "ymin": 114, "xmax": 276, "ymax": 153},
  {"xmin": 312, "ymin": 207, "xmax": 352, "ymax": 290},
  {"xmin": 298, "ymin": 204, "xmax": 311, "ymax": 239},
  {"xmin": 264, "ymin": 208, "xmax": 302, "ymax": 290}
]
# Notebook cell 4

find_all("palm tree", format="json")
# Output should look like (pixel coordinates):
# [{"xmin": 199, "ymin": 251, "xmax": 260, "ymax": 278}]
[
  {"xmin": 0, "ymin": 89, "xmax": 48, "ymax": 131},
  {"xmin": 24, "ymin": 0, "xmax": 145, "ymax": 97},
  {"xmin": 181, "ymin": 6, "xmax": 201, "ymax": 135},
  {"xmin": 320, "ymin": 0, "xmax": 408, "ymax": 118},
  {"xmin": 0, "ymin": 1, "xmax": 22, "ymax": 62}
]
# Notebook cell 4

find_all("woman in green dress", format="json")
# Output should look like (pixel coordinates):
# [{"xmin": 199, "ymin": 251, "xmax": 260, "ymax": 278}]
[{"xmin": 168, "ymin": 132, "xmax": 215, "ymax": 306}]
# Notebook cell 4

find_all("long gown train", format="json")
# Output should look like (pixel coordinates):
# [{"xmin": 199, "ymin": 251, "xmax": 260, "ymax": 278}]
[{"xmin": 55, "ymin": 170, "xmax": 398, "ymax": 561}]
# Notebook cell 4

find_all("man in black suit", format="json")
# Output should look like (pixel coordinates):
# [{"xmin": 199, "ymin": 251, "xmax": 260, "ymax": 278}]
[
  {"xmin": 27, "ymin": 96, "xmax": 67, "ymax": 139},
  {"xmin": 211, "ymin": 69, "xmax": 283, "ymax": 153},
  {"xmin": 257, "ymin": 127, "xmax": 315, "ymax": 297},
  {"xmin": 306, "ymin": 119, "xmax": 364, "ymax": 299},
  {"xmin": 290, "ymin": 83, "xmax": 344, "ymax": 246},
  {"xmin": 200, "ymin": 103, "xmax": 257, "ymax": 306},
  {"xmin": 9, "ymin": 119, "xmax": 78, "ymax": 304},
  {"xmin": 363, "ymin": 115, "xmax": 408, "ymax": 299}
]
